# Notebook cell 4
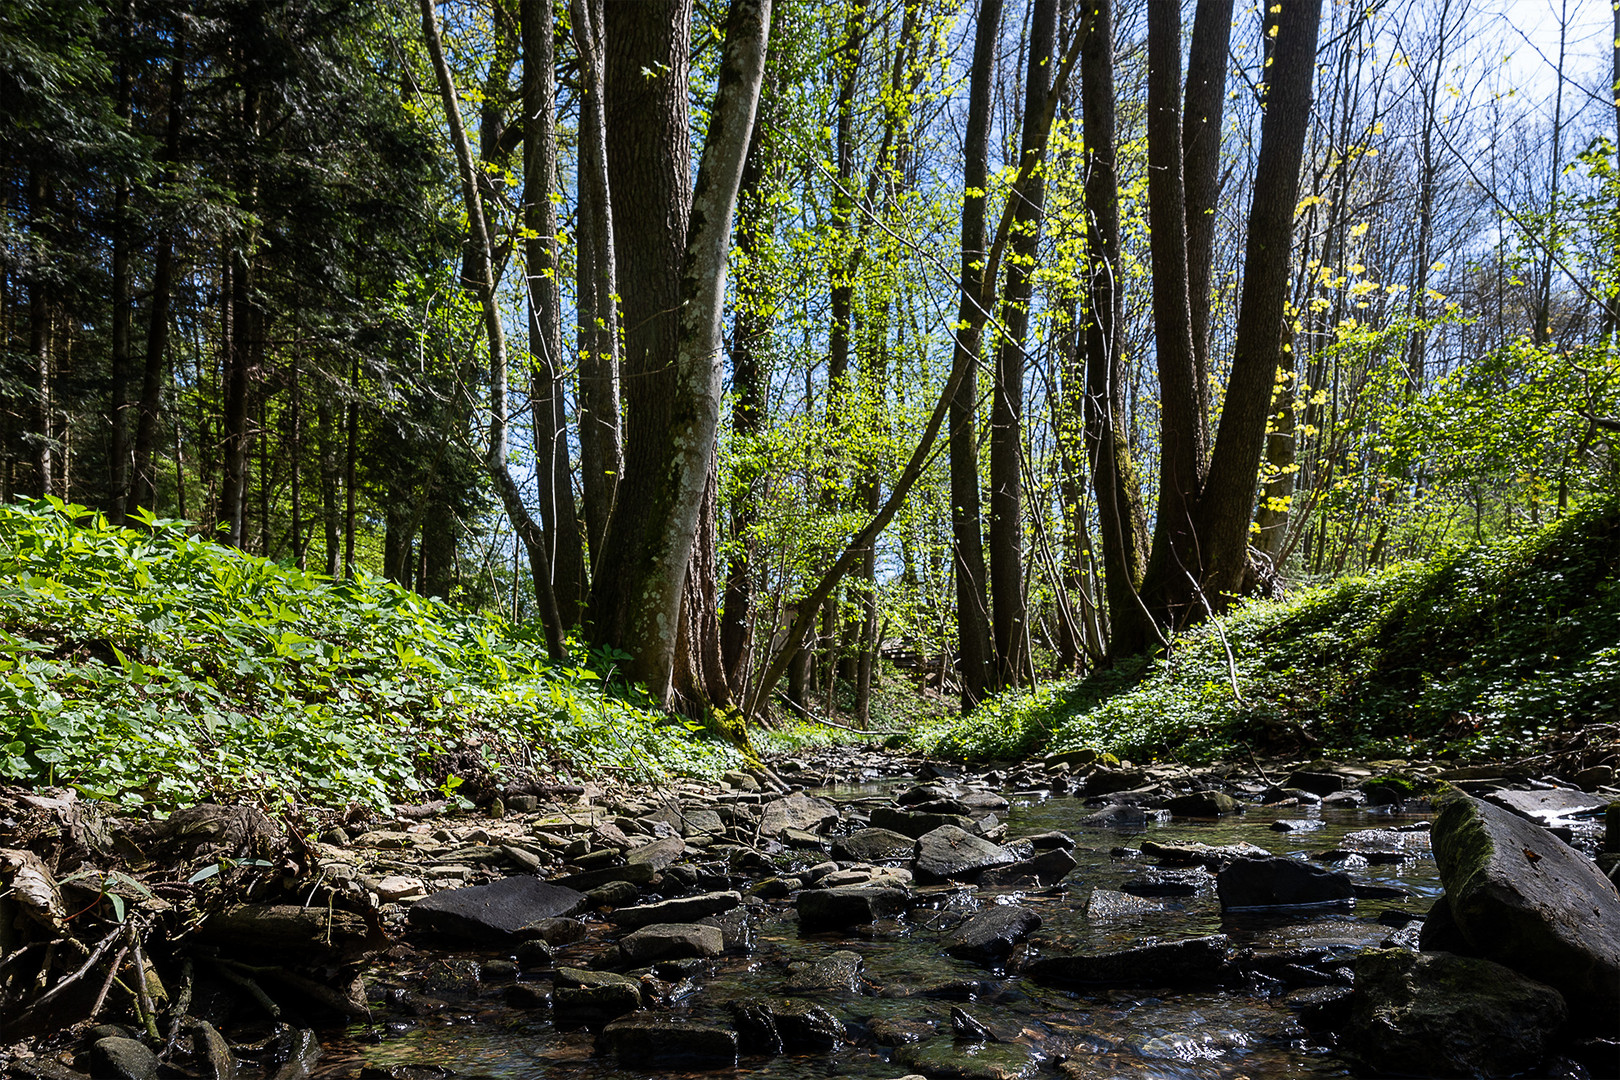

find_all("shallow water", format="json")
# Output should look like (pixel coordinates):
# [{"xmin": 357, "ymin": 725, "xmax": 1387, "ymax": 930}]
[{"xmin": 321, "ymin": 782, "xmax": 1441, "ymax": 1080}]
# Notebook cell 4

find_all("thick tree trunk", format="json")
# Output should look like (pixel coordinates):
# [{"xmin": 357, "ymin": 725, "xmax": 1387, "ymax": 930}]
[
  {"xmin": 570, "ymin": 0, "xmax": 623, "ymax": 561},
  {"xmin": 1182, "ymin": 0, "xmax": 1234, "ymax": 389},
  {"xmin": 589, "ymin": 0, "xmax": 770, "ymax": 705},
  {"xmin": 950, "ymin": 0, "xmax": 1002, "ymax": 711},
  {"xmin": 1195, "ymin": 0, "xmax": 1322, "ymax": 606},
  {"xmin": 988, "ymin": 0, "xmax": 1057, "ymax": 688},
  {"xmin": 523, "ymin": 0, "xmax": 586, "ymax": 624}
]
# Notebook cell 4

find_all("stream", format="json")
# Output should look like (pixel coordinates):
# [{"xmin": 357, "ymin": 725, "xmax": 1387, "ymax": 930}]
[{"xmin": 321, "ymin": 777, "xmax": 1443, "ymax": 1080}]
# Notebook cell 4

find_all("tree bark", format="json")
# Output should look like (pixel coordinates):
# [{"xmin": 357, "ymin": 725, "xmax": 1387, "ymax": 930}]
[
  {"xmin": 108, "ymin": 0, "xmax": 135, "ymax": 523},
  {"xmin": 949, "ymin": 0, "xmax": 1002, "ymax": 710},
  {"xmin": 523, "ymin": 0, "xmax": 586, "ymax": 624},
  {"xmin": 988, "ymin": 0, "xmax": 1058, "ymax": 687},
  {"xmin": 1182, "ymin": 0, "xmax": 1234, "ymax": 389}
]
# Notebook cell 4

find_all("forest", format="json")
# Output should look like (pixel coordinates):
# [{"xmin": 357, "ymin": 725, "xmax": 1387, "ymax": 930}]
[{"xmin": 3, "ymin": 0, "xmax": 1618, "ymax": 728}]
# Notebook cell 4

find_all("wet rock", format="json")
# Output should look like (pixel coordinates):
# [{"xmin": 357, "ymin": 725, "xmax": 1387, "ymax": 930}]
[
  {"xmin": 1261, "ymin": 786, "xmax": 1321, "ymax": 806},
  {"xmin": 267, "ymin": 1028, "xmax": 322, "ymax": 1080},
  {"xmin": 784, "ymin": 949, "xmax": 864, "ymax": 993},
  {"xmin": 1608, "ymin": 802, "xmax": 1619, "ymax": 853},
  {"xmin": 407, "ymin": 876, "xmax": 586, "ymax": 942},
  {"xmin": 1285, "ymin": 986, "xmax": 1354, "ymax": 1031},
  {"xmin": 1163, "ymin": 791, "xmax": 1242, "ymax": 816},
  {"xmin": 1484, "ymin": 787, "xmax": 1610, "ymax": 827},
  {"xmin": 977, "ymin": 848, "xmax": 1077, "ymax": 887},
  {"xmin": 722, "ymin": 770, "xmax": 761, "ymax": 792},
  {"xmin": 871, "ymin": 806, "xmax": 976, "ymax": 838},
  {"xmin": 514, "ymin": 939, "xmax": 553, "ymax": 969},
  {"xmin": 1416, "ymin": 896, "xmax": 1469, "ymax": 953},
  {"xmin": 698, "ymin": 907, "xmax": 756, "ymax": 954},
  {"xmin": 894, "ymin": 1037, "xmax": 1034, "ymax": 1080},
  {"xmin": 1120, "ymin": 866, "xmax": 1214, "ymax": 896},
  {"xmin": 942, "ymin": 906, "xmax": 1041, "ymax": 966},
  {"xmin": 624, "ymin": 835, "xmax": 685, "ymax": 870},
  {"xmin": 1321, "ymin": 790, "xmax": 1367, "ymax": 808},
  {"xmin": 526, "ymin": 916, "xmax": 587, "ymax": 944},
  {"xmin": 951, "ymin": 1005, "xmax": 998, "ymax": 1042},
  {"xmin": 1216, "ymin": 855, "xmax": 1355, "ymax": 909},
  {"xmin": 727, "ymin": 998, "xmax": 845, "ymax": 1053},
  {"xmin": 189, "ymin": 1020, "xmax": 236, "ymax": 1080},
  {"xmin": 1140, "ymin": 839, "xmax": 1269, "ymax": 869},
  {"xmin": 6, "ymin": 1061, "xmax": 93, "ymax": 1080},
  {"xmin": 1268, "ymin": 818, "xmax": 1323, "ymax": 833},
  {"xmin": 554, "ymin": 967, "xmax": 643, "ymax": 1025},
  {"xmin": 797, "ymin": 886, "xmax": 910, "ymax": 930},
  {"xmin": 869, "ymin": 1017, "xmax": 937, "ymax": 1045},
  {"xmin": 1432, "ymin": 791, "xmax": 1620, "ymax": 1030},
  {"xmin": 1344, "ymin": 949, "xmax": 1567, "ymax": 1078},
  {"xmin": 1024, "ymin": 935, "xmax": 1228, "ymax": 988},
  {"xmin": 598, "ymin": 1018, "xmax": 738, "ymax": 1067},
  {"xmin": 832, "ymin": 828, "xmax": 916, "ymax": 864},
  {"xmin": 583, "ymin": 880, "xmax": 641, "ymax": 909},
  {"xmin": 617, "ymin": 922, "xmax": 724, "ymax": 964},
  {"xmin": 1084, "ymin": 889, "xmax": 1163, "ymax": 918},
  {"xmin": 959, "ymin": 791, "xmax": 1010, "ymax": 813},
  {"xmin": 613, "ymin": 890, "xmax": 740, "ymax": 929},
  {"xmin": 1080, "ymin": 769, "xmax": 1148, "ymax": 798},
  {"xmin": 759, "ymin": 793, "xmax": 838, "ymax": 838},
  {"xmin": 90, "ymin": 1038, "xmax": 159, "ymax": 1080},
  {"xmin": 551, "ymin": 861, "xmax": 656, "ymax": 893},
  {"xmin": 1024, "ymin": 830, "xmax": 1076, "ymax": 849},
  {"xmin": 1079, "ymin": 804, "xmax": 1168, "ymax": 827},
  {"xmin": 1285, "ymin": 770, "xmax": 1345, "ymax": 796},
  {"xmin": 914, "ymin": 826, "xmax": 1014, "ymax": 882}
]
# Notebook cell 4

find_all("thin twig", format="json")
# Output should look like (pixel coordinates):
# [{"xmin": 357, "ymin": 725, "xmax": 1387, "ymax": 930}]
[{"xmin": 15, "ymin": 925, "xmax": 122, "ymax": 1022}]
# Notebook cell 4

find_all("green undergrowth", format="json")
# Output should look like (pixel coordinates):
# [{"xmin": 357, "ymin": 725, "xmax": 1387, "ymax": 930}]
[
  {"xmin": 915, "ymin": 496, "xmax": 1620, "ymax": 764},
  {"xmin": 0, "ymin": 499, "xmax": 743, "ymax": 812}
]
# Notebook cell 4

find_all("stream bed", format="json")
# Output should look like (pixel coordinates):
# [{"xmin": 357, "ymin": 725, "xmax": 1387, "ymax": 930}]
[{"xmin": 322, "ymin": 778, "xmax": 1444, "ymax": 1080}]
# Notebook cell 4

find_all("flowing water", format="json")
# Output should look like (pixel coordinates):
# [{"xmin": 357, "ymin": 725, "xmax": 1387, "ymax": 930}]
[{"xmin": 319, "ymin": 782, "xmax": 1442, "ymax": 1080}]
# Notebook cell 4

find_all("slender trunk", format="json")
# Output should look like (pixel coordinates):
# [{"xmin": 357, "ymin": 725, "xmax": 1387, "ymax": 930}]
[
  {"xmin": 523, "ymin": 0, "xmax": 586, "ymax": 623},
  {"xmin": 221, "ymin": 76, "xmax": 261, "ymax": 549},
  {"xmin": 108, "ymin": 0, "xmax": 135, "ymax": 523},
  {"xmin": 290, "ymin": 358, "xmax": 303, "ymax": 568},
  {"xmin": 570, "ymin": 0, "xmax": 623, "ymax": 560},
  {"xmin": 317, "ymin": 395, "xmax": 339, "ymax": 576},
  {"xmin": 344, "ymin": 355, "xmax": 357, "ymax": 577},
  {"xmin": 133, "ymin": 34, "xmax": 183, "ymax": 514},
  {"xmin": 950, "ymin": 0, "xmax": 1002, "ymax": 710},
  {"xmin": 1182, "ymin": 0, "xmax": 1234, "ymax": 391},
  {"xmin": 988, "ymin": 0, "xmax": 1057, "ymax": 687}
]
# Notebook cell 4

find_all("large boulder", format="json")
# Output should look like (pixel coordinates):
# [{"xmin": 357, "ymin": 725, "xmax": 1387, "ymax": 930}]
[
  {"xmin": 407, "ymin": 876, "xmax": 586, "ymax": 942},
  {"xmin": 913, "ymin": 826, "xmax": 1013, "ymax": 882},
  {"xmin": 1344, "ymin": 949, "xmax": 1567, "ymax": 1077},
  {"xmin": 942, "ymin": 906, "xmax": 1041, "ymax": 966},
  {"xmin": 1024, "ymin": 935, "xmax": 1228, "ymax": 988},
  {"xmin": 1216, "ymin": 856, "xmax": 1355, "ymax": 910},
  {"xmin": 1432, "ymin": 791, "xmax": 1620, "ymax": 1031}
]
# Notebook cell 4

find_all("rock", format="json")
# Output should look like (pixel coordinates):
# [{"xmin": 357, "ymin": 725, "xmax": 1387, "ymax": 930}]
[
  {"xmin": 797, "ymin": 886, "xmax": 910, "ymax": 930},
  {"xmin": 894, "ymin": 1037, "xmax": 1034, "ymax": 1080},
  {"xmin": 407, "ymin": 876, "xmax": 586, "ymax": 942},
  {"xmin": 1216, "ymin": 856, "xmax": 1355, "ymax": 909},
  {"xmin": 1608, "ymin": 802, "xmax": 1620, "ymax": 853},
  {"xmin": 374, "ymin": 875, "xmax": 426, "ymax": 901},
  {"xmin": 1163, "ymin": 791, "xmax": 1243, "ymax": 816},
  {"xmin": 726, "ymin": 998, "xmax": 845, "ymax": 1053},
  {"xmin": 1024, "ymin": 935, "xmax": 1228, "ymax": 988},
  {"xmin": 942, "ymin": 906, "xmax": 1041, "ymax": 965},
  {"xmin": 784, "ymin": 949, "xmax": 864, "ymax": 993},
  {"xmin": 624, "ymin": 835, "xmax": 685, "ymax": 870},
  {"xmin": 267, "ymin": 1028, "xmax": 321, "ymax": 1080},
  {"xmin": 723, "ymin": 770, "xmax": 762, "ymax": 792},
  {"xmin": 613, "ymin": 890, "xmax": 740, "ymax": 929},
  {"xmin": 951, "ymin": 1005, "xmax": 998, "ymax": 1041},
  {"xmin": 1322, "ymin": 790, "xmax": 1367, "ymax": 808},
  {"xmin": 869, "ymin": 1017, "xmax": 937, "ymax": 1045},
  {"xmin": 831, "ymin": 828, "xmax": 916, "ymax": 863},
  {"xmin": 189, "ymin": 1020, "xmax": 236, "ymax": 1080},
  {"xmin": 617, "ymin": 923, "xmax": 724, "ymax": 964},
  {"xmin": 1344, "ymin": 949, "xmax": 1567, "ymax": 1077},
  {"xmin": 1285, "ymin": 986, "xmax": 1354, "ymax": 1031},
  {"xmin": 584, "ymin": 880, "xmax": 641, "ymax": 909},
  {"xmin": 514, "ymin": 939, "xmax": 553, "ymax": 969},
  {"xmin": 1080, "ymin": 768, "xmax": 1148, "ymax": 798},
  {"xmin": 1085, "ymin": 889, "xmax": 1163, "ymax": 918},
  {"xmin": 1572, "ymin": 766, "xmax": 1614, "ymax": 791},
  {"xmin": 1269, "ymin": 819, "xmax": 1323, "ymax": 833},
  {"xmin": 977, "ymin": 848, "xmax": 1077, "ymax": 887},
  {"xmin": 913, "ymin": 826, "xmax": 1013, "ymax": 882},
  {"xmin": 1432, "ymin": 791, "xmax": 1620, "ymax": 1030},
  {"xmin": 1024, "ymin": 830, "xmax": 1076, "ymax": 849},
  {"xmin": 759, "ymin": 793, "xmax": 838, "ymax": 837},
  {"xmin": 821, "ymin": 865, "xmax": 912, "ymax": 889},
  {"xmin": 1121, "ymin": 867, "xmax": 1215, "ymax": 896},
  {"xmin": 680, "ymin": 809, "xmax": 725, "ymax": 837},
  {"xmin": 90, "ymin": 1038, "xmax": 159, "ymax": 1080},
  {"xmin": 870, "ymin": 806, "xmax": 976, "ymax": 838},
  {"xmin": 551, "ymin": 861, "xmax": 657, "ymax": 892},
  {"xmin": 554, "ymin": 968, "xmax": 644, "ymax": 1025},
  {"xmin": 598, "ymin": 1018, "xmax": 738, "ymax": 1067},
  {"xmin": 1139, "ymin": 839, "xmax": 1269, "ymax": 869},
  {"xmin": 526, "ymin": 916, "xmax": 587, "ymax": 944},
  {"xmin": 1285, "ymin": 770, "xmax": 1345, "ymax": 795},
  {"xmin": 698, "ymin": 907, "xmax": 756, "ymax": 954},
  {"xmin": 1484, "ymin": 787, "xmax": 1610, "ymax": 827},
  {"xmin": 1079, "ymin": 804, "xmax": 1169, "ymax": 826}
]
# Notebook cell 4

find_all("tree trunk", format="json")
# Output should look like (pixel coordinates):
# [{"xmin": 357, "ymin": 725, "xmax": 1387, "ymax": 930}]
[
  {"xmin": 317, "ymin": 396, "xmax": 340, "ymax": 576},
  {"xmin": 988, "ymin": 0, "xmax": 1057, "ymax": 688},
  {"xmin": 1182, "ymin": 0, "xmax": 1234, "ymax": 388},
  {"xmin": 589, "ymin": 0, "xmax": 770, "ymax": 705},
  {"xmin": 524, "ymin": 0, "xmax": 586, "ymax": 624},
  {"xmin": 950, "ymin": 0, "xmax": 1002, "ymax": 710},
  {"xmin": 570, "ymin": 0, "xmax": 623, "ymax": 561},
  {"xmin": 1077, "ymin": 0, "xmax": 1152, "ymax": 658},
  {"xmin": 108, "ymin": 0, "xmax": 135, "ymax": 524},
  {"xmin": 1194, "ymin": 0, "xmax": 1322, "ymax": 606}
]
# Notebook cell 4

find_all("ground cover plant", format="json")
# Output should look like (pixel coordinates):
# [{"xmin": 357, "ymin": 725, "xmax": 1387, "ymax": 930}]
[
  {"xmin": 915, "ymin": 497, "xmax": 1620, "ymax": 765},
  {"xmin": 0, "ymin": 500, "xmax": 743, "ymax": 813}
]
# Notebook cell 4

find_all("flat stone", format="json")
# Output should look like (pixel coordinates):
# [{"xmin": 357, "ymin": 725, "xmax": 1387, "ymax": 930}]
[
  {"xmin": 1344, "ymin": 949, "xmax": 1567, "ymax": 1077},
  {"xmin": 526, "ymin": 916, "xmax": 587, "ymax": 944},
  {"xmin": 1080, "ymin": 804, "xmax": 1170, "ymax": 827},
  {"xmin": 1081, "ymin": 769, "xmax": 1149, "ymax": 798},
  {"xmin": 624, "ymin": 835, "xmax": 685, "ymax": 870},
  {"xmin": 820, "ymin": 865, "xmax": 911, "ymax": 889},
  {"xmin": 1484, "ymin": 787, "xmax": 1610, "ymax": 826},
  {"xmin": 617, "ymin": 922, "xmax": 724, "ymax": 964},
  {"xmin": 1025, "ymin": 935, "xmax": 1229, "ymax": 988},
  {"xmin": 797, "ymin": 886, "xmax": 910, "ymax": 930},
  {"xmin": 613, "ymin": 890, "xmax": 740, "ymax": 929},
  {"xmin": 942, "ymin": 905, "xmax": 1042, "ymax": 966},
  {"xmin": 407, "ymin": 876, "xmax": 586, "ymax": 942},
  {"xmin": 598, "ymin": 1018, "xmax": 737, "ymax": 1067},
  {"xmin": 914, "ymin": 825, "xmax": 1013, "ymax": 882},
  {"xmin": 1269, "ymin": 819, "xmax": 1324, "ymax": 833},
  {"xmin": 894, "ymin": 1037, "xmax": 1035, "ymax": 1080},
  {"xmin": 584, "ymin": 880, "xmax": 641, "ymax": 909},
  {"xmin": 1286, "ymin": 770, "xmax": 1346, "ymax": 795},
  {"xmin": 726, "ymin": 997, "xmax": 845, "ymax": 1053},
  {"xmin": 977, "ymin": 848, "xmax": 1077, "ymax": 887},
  {"xmin": 375, "ymin": 875, "xmax": 426, "ymax": 901},
  {"xmin": 1085, "ymin": 888, "xmax": 1164, "ymax": 918},
  {"xmin": 1217, "ymin": 856, "xmax": 1355, "ymax": 909},
  {"xmin": 1140, "ymin": 839, "xmax": 1270, "ymax": 869},
  {"xmin": 870, "ymin": 806, "xmax": 977, "ymax": 837},
  {"xmin": 1432, "ymin": 791, "xmax": 1620, "ymax": 1030},
  {"xmin": 784, "ymin": 949, "xmax": 864, "ymax": 992},
  {"xmin": 1163, "ymin": 791, "xmax": 1243, "ymax": 816},
  {"xmin": 1120, "ymin": 866, "xmax": 1215, "ymax": 896},
  {"xmin": 759, "ymin": 793, "xmax": 839, "ymax": 837},
  {"xmin": 551, "ymin": 861, "xmax": 657, "ymax": 892},
  {"xmin": 831, "ymin": 828, "xmax": 916, "ymax": 863},
  {"xmin": 553, "ymin": 967, "xmax": 643, "ymax": 1025}
]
